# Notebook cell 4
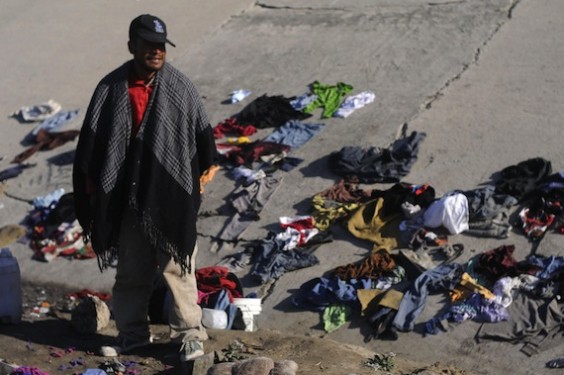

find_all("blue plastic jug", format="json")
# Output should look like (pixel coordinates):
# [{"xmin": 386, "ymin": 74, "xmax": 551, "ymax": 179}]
[{"xmin": 0, "ymin": 248, "xmax": 22, "ymax": 324}]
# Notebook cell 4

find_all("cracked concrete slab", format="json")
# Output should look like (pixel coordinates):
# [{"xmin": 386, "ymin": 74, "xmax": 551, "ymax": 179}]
[
  {"xmin": 257, "ymin": 0, "xmax": 504, "ymax": 10},
  {"xmin": 188, "ymin": 0, "xmax": 514, "ymax": 248}
]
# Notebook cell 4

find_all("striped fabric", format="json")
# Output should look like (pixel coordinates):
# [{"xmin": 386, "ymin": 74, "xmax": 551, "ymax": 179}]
[{"xmin": 74, "ymin": 61, "xmax": 217, "ymax": 273}]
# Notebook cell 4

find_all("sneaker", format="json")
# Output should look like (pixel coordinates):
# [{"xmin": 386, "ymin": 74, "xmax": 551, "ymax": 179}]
[
  {"xmin": 99, "ymin": 336, "xmax": 153, "ymax": 357},
  {"xmin": 179, "ymin": 340, "xmax": 205, "ymax": 362},
  {"xmin": 546, "ymin": 357, "xmax": 564, "ymax": 369},
  {"xmin": 99, "ymin": 359, "xmax": 127, "ymax": 373}
]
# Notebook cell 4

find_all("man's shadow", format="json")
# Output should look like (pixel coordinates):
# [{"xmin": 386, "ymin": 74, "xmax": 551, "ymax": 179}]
[{"xmin": 1, "ymin": 317, "xmax": 186, "ymax": 374}]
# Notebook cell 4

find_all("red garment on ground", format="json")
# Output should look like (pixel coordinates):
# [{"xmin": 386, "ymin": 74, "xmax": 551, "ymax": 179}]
[
  {"xmin": 66, "ymin": 288, "xmax": 111, "ymax": 301},
  {"xmin": 196, "ymin": 266, "xmax": 243, "ymax": 303},
  {"xmin": 280, "ymin": 216, "xmax": 316, "ymax": 247},
  {"xmin": 213, "ymin": 117, "xmax": 257, "ymax": 139}
]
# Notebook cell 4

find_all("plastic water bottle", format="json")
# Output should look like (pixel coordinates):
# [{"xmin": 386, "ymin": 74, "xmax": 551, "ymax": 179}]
[{"xmin": 0, "ymin": 248, "xmax": 22, "ymax": 324}]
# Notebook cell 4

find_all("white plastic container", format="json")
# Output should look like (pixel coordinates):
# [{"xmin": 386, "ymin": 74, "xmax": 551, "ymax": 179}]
[
  {"xmin": 0, "ymin": 248, "xmax": 22, "ymax": 324},
  {"xmin": 201, "ymin": 308, "xmax": 228, "ymax": 329},
  {"xmin": 232, "ymin": 298, "xmax": 262, "ymax": 332}
]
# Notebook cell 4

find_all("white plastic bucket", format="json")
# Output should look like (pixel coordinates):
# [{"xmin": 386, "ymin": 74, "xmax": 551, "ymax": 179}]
[
  {"xmin": 201, "ymin": 308, "xmax": 228, "ymax": 330},
  {"xmin": 0, "ymin": 248, "xmax": 22, "ymax": 324},
  {"xmin": 232, "ymin": 298, "xmax": 262, "ymax": 332}
]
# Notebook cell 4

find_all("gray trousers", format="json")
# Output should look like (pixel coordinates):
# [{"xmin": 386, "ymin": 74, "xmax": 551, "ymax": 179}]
[{"xmin": 112, "ymin": 209, "xmax": 207, "ymax": 343}]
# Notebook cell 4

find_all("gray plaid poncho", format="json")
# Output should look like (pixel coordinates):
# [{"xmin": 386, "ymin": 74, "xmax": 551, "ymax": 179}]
[{"xmin": 73, "ymin": 61, "xmax": 217, "ymax": 273}]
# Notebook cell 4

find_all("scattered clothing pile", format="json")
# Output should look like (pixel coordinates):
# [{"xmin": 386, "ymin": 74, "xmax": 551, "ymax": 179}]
[
  {"xmin": 10, "ymin": 102, "xmax": 80, "ymax": 164},
  {"xmin": 26, "ymin": 191, "xmax": 94, "ymax": 262},
  {"xmin": 328, "ymin": 130, "xmax": 426, "ymax": 183},
  {"xmin": 4, "ymin": 85, "xmax": 563, "ymax": 368},
  {"xmin": 207, "ymin": 99, "xmax": 564, "ymax": 356},
  {"xmin": 285, "ymin": 157, "xmax": 563, "ymax": 357},
  {"xmin": 11, "ymin": 100, "xmax": 62, "ymax": 122}
]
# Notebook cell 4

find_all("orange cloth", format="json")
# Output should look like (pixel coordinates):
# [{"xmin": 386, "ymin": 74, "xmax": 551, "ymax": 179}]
[{"xmin": 200, "ymin": 165, "xmax": 221, "ymax": 193}]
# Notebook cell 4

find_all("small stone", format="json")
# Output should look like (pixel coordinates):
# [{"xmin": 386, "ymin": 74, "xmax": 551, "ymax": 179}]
[
  {"xmin": 71, "ymin": 296, "xmax": 110, "ymax": 334},
  {"xmin": 270, "ymin": 360, "xmax": 298, "ymax": 375},
  {"xmin": 191, "ymin": 352, "xmax": 215, "ymax": 375},
  {"xmin": 232, "ymin": 357, "xmax": 274, "ymax": 375},
  {"xmin": 206, "ymin": 362, "xmax": 234, "ymax": 375}
]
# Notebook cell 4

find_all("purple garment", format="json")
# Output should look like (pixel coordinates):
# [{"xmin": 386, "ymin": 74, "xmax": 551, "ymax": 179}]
[
  {"xmin": 425, "ymin": 292, "xmax": 508, "ymax": 335},
  {"xmin": 464, "ymin": 293, "xmax": 509, "ymax": 323},
  {"xmin": 11, "ymin": 367, "xmax": 50, "ymax": 375}
]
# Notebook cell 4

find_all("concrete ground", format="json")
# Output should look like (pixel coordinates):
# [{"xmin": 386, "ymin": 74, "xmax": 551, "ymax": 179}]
[{"xmin": 0, "ymin": 0, "xmax": 563, "ymax": 374}]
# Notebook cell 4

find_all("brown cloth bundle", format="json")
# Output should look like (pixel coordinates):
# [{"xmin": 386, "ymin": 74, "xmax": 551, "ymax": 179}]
[
  {"xmin": 12, "ymin": 129, "xmax": 80, "ymax": 164},
  {"xmin": 332, "ymin": 249, "xmax": 396, "ymax": 280}
]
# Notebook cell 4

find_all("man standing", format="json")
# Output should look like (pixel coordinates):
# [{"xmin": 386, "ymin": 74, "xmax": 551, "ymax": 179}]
[{"xmin": 73, "ymin": 14, "xmax": 217, "ymax": 362}]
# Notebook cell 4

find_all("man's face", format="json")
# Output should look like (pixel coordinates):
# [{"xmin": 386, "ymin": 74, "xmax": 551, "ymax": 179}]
[{"xmin": 129, "ymin": 37, "xmax": 166, "ymax": 73}]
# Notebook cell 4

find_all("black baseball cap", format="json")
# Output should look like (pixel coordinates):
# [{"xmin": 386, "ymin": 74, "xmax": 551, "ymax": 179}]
[{"xmin": 129, "ymin": 14, "xmax": 176, "ymax": 47}]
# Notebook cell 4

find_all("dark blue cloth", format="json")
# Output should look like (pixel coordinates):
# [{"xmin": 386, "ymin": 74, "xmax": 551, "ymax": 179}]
[
  {"xmin": 0, "ymin": 164, "xmax": 34, "ymax": 181},
  {"xmin": 328, "ymin": 131, "xmax": 426, "ymax": 183},
  {"xmin": 292, "ymin": 276, "xmax": 370, "ymax": 311},
  {"xmin": 528, "ymin": 255, "xmax": 564, "ymax": 280},
  {"xmin": 250, "ymin": 234, "xmax": 319, "ymax": 283}
]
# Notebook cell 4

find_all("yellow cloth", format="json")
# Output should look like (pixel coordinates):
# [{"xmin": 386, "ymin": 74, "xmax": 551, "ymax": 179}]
[
  {"xmin": 357, "ymin": 289, "xmax": 404, "ymax": 316},
  {"xmin": 0, "ymin": 224, "xmax": 27, "ymax": 247},
  {"xmin": 377, "ymin": 289, "xmax": 404, "ymax": 310},
  {"xmin": 226, "ymin": 136, "xmax": 251, "ymax": 145},
  {"xmin": 347, "ymin": 198, "xmax": 402, "ymax": 251},
  {"xmin": 311, "ymin": 194, "xmax": 359, "ymax": 231},
  {"xmin": 449, "ymin": 272, "xmax": 496, "ymax": 302},
  {"xmin": 358, "ymin": 289, "xmax": 382, "ymax": 316}
]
